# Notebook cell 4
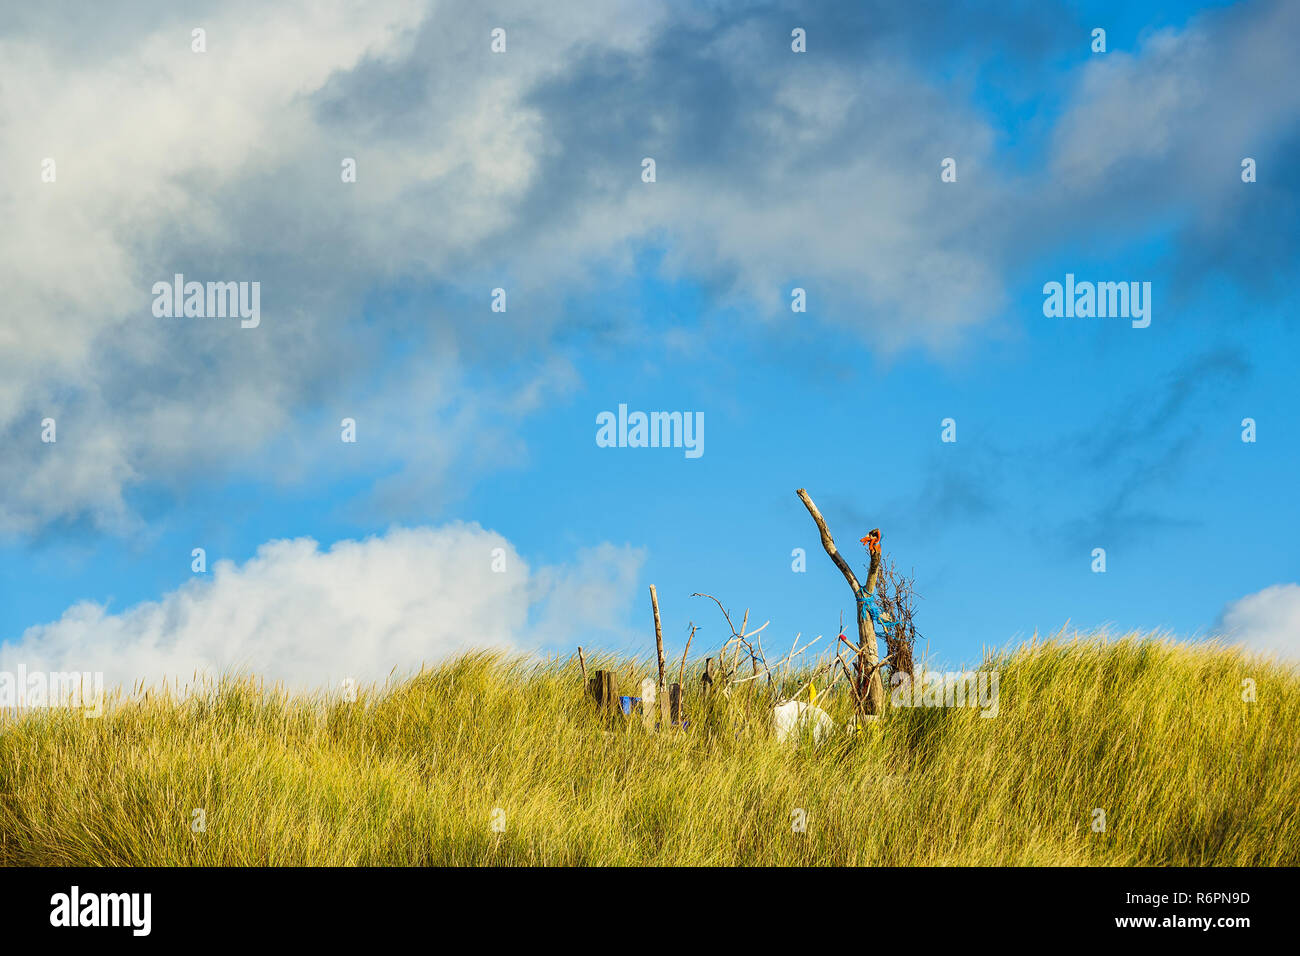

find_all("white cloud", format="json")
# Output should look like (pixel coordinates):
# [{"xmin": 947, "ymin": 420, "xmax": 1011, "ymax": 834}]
[
  {"xmin": 1218, "ymin": 583, "xmax": 1300, "ymax": 661},
  {"xmin": 0, "ymin": 524, "xmax": 645, "ymax": 691},
  {"xmin": 0, "ymin": 0, "xmax": 432, "ymax": 533}
]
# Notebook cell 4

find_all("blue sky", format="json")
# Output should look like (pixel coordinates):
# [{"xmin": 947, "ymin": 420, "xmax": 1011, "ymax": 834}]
[{"xmin": 1, "ymin": 0, "xmax": 1297, "ymax": 686}]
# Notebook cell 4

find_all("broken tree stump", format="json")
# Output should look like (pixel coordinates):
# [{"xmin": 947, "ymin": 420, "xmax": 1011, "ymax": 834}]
[{"xmin": 588, "ymin": 669, "xmax": 619, "ymax": 713}]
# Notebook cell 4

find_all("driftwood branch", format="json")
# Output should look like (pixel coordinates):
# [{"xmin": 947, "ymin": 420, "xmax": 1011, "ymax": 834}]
[
  {"xmin": 728, "ymin": 633, "xmax": 825, "ymax": 688},
  {"xmin": 691, "ymin": 593, "xmax": 768, "ymax": 686},
  {"xmin": 677, "ymin": 624, "xmax": 697, "ymax": 687},
  {"xmin": 836, "ymin": 653, "xmax": 862, "ymax": 708},
  {"xmin": 796, "ymin": 489, "xmax": 862, "ymax": 593}
]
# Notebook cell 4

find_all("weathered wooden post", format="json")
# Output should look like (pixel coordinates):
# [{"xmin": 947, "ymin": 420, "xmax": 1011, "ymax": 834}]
[
  {"xmin": 650, "ymin": 585, "xmax": 670, "ymax": 727},
  {"xmin": 669, "ymin": 683, "xmax": 683, "ymax": 725},
  {"xmin": 702, "ymin": 657, "xmax": 715, "ymax": 698}
]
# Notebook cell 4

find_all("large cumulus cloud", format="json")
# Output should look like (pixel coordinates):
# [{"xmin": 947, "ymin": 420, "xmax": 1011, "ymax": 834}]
[{"xmin": 0, "ymin": 523, "xmax": 645, "ymax": 690}]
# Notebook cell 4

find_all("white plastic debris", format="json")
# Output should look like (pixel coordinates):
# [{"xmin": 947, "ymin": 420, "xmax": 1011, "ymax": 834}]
[{"xmin": 772, "ymin": 700, "xmax": 834, "ymax": 743}]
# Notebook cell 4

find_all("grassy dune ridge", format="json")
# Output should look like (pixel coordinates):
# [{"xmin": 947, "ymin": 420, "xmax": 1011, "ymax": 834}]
[{"xmin": 0, "ymin": 634, "xmax": 1296, "ymax": 865}]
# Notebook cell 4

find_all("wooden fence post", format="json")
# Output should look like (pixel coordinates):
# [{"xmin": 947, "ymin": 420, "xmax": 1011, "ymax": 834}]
[
  {"xmin": 650, "ymin": 585, "xmax": 670, "ymax": 728},
  {"xmin": 669, "ymin": 683, "xmax": 683, "ymax": 725}
]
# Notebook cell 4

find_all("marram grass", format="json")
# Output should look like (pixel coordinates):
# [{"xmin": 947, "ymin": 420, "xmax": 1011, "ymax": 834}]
[{"xmin": 0, "ymin": 633, "xmax": 1296, "ymax": 866}]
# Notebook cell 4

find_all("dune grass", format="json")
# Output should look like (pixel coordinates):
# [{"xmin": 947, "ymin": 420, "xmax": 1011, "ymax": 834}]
[{"xmin": 0, "ymin": 633, "xmax": 1295, "ymax": 866}]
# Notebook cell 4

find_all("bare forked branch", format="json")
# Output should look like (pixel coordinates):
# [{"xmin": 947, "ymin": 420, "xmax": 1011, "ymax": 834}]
[{"xmin": 692, "ymin": 592, "xmax": 770, "ymax": 684}]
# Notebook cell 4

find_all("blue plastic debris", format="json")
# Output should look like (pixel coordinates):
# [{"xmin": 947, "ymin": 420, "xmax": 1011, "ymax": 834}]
[
  {"xmin": 619, "ymin": 696, "xmax": 640, "ymax": 716},
  {"xmin": 856, "ymin": 587, "xmax": 897, "ymax": 640}
]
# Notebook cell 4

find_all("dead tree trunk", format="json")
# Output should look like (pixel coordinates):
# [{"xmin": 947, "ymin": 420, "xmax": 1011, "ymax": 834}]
[{"xmin": 796, "ymin": 488, "xmax": 885, "ymax": 715}]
